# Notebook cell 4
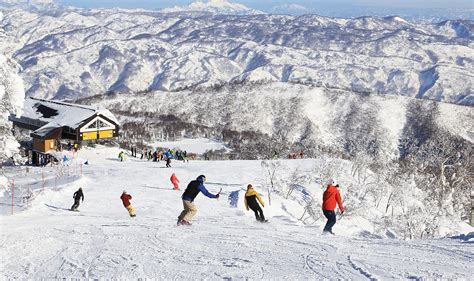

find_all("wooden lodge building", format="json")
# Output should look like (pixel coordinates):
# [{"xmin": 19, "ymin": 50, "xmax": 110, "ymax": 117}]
[{"xmin": 10, "ymin": 97, "xmax": 119, "ymax": 165}]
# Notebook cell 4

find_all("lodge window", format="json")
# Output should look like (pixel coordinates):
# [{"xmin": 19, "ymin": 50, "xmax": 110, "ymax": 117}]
[
  {"xmin": 98, "ymin": 120, "xmax": 108, "ymax": 128},
  {"xmin": 87, "ymin": 121, "xmax": 98, "ymax": 129}
]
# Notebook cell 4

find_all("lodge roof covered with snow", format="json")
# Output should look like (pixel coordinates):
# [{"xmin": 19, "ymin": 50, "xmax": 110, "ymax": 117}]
[{"xmin": 10, "ymin": 97, "xmax": 119, "ymax": 138}]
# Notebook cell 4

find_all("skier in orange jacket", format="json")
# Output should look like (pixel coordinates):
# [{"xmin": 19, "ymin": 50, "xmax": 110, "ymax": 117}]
[
  {"xmin": 170, "ymin": 173, "xmax": 180, "ymax": 190},
  {"xmin": 322, "ymin": 180, "xmax": 344, "ymax": 234}
]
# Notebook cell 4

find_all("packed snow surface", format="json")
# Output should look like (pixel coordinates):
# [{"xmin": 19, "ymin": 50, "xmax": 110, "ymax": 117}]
[{"xmin": 1, "ymin": 146, "xmax": 473, "ymax": 279}]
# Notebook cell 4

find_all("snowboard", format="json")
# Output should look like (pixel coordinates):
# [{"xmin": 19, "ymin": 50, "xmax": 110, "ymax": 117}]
[{"xmin": 176, "ymin": 220, "xmax": 192, "ymax": 226}]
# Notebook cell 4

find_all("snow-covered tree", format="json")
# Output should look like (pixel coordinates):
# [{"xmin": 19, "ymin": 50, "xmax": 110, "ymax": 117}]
[{"xmin": 0, "ymin": 53, "xmax": 25, "ymax": 164}]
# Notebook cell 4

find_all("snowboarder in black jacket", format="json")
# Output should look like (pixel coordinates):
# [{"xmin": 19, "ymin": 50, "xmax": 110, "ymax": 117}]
[
  {"xmin": 71, "ymin": 187, "xmax": 84, "ymax": 211},
  {"xmin": 177, "ymin": 175, "xmax": 219, "ymax": 225}
]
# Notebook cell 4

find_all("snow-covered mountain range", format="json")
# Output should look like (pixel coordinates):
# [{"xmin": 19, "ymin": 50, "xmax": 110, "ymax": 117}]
[
  {"xmin": 162, "ymin": 0, "xmax": 263, "ymax": 15},
  {"xmin": 0, "ymin": 5, "xmax": 472, "ymax": 105},
  {"xmin": 0, "ymin": 5, "xmax": 472, "ymax": 267}
]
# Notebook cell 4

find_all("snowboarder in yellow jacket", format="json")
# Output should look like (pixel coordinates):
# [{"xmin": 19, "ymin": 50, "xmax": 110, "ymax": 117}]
[{"xmin": 244, "ymin": 184, "xmax": 267, "ymax": 222}]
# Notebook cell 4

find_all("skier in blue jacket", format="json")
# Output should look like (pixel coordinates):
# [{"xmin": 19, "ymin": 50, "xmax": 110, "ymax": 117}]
[{"xmin": 177, "ymin": 175, "xmax": 220, "ymax": 225}]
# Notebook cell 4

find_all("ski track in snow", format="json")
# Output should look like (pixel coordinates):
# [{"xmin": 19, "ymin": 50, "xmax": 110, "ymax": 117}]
[{"xmin": 1, "ymin": 149, "xmax": 473, "ymax": 279}]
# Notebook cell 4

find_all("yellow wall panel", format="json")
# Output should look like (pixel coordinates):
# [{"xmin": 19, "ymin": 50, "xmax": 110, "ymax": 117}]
[
  {"xmin": 99, "ymin": 130, "xmax": 113, "ymax": 139},
  {"xmin": 82, "ymin": 132, "xmax": 97, "ymax": 140},
  {"xmin": 45, "ymin": 139, "xmax": 55, "ymax": 151}
]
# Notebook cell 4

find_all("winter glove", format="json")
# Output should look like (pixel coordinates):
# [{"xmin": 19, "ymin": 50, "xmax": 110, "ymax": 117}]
[{"xmin": 215, "ymin": 194, "xmax": 220, "ymax": 199}]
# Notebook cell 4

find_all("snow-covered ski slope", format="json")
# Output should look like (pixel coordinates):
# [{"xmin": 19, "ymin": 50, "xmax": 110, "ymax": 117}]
[{"xmin": 1, "ymin": 147, "xmax": 473, "ymax": 279}]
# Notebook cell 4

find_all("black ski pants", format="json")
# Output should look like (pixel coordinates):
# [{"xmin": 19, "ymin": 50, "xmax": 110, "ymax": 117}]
[
  {"xmin": 249, "ymin": 205, "xmax": 265, "ymax": 222},
  {"xmin": 323, "ymin": 210, "xmax": 336, "ymax": 233},
  {"xmin": 71, "ymin": 199, "xmax": 81, "ymax": 210}
]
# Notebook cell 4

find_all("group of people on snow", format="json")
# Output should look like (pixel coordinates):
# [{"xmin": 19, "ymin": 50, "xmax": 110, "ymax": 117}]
[
  {"xmin": 120, "ymin": 147, "xmax": 192, "ymax": 168},
  {"xmin": 70, "ymin": 175, "xmax": 344, "ymax": 233},
  {"xmin": 137, "ymin": 147, "xmax": 189, "ymax": 163},
  {"xmin": 288, "ymin": 150, "xmax": 305, "ymax": 159}
]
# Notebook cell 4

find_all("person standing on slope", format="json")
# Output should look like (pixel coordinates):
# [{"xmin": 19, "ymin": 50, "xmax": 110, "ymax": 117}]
[
  {"xmin": 170, "ymin": 173, "xmax": 180, "ymax": 190},
  {"xmin": 177, "ymin": 175, "xmax": 219, "ymax": 225},
  {"xmin": 166, "ymin": 156, "xmax": 172, "ymax": 168},
  {"xmin": 322, "ymin": 180, "xmax": 344, "ymax": 234},
  {"xmin": 120, "ymin": 190, "xmax": 136, "ymax": 217},
  {"xmin": 70, "ymin": 187, "xmax": 84, "ymax": 211},
  {"xmin": 244, "ymin": 184, "xmax": 267, "ymax": 222}
]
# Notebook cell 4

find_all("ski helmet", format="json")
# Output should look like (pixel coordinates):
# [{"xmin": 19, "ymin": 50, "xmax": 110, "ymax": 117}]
[{"xmin": 197, "ymin": 175, "xmax": 206, "ymax": 182}]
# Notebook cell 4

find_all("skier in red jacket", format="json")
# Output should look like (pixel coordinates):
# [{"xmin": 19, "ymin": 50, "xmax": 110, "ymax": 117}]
[
  {"xmin": 120, "ymin": 190, "xmax": 135, "ymax": 217},
  {"xmin": 170, "ymin": 173, "xmax": 180, "ymax": 190},
  {"xmin": 322, "ymin": 180, "xmax": 344, "ymax": 234}
]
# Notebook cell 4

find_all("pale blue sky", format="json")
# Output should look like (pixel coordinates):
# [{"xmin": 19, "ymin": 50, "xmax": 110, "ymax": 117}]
[
  {"xmin": 56, "ymin": 0, "xmax": 473, "ymax": 9},
  {"xmin": 55, "ymin": 0, "xmax": 474, "ymax": 18}
]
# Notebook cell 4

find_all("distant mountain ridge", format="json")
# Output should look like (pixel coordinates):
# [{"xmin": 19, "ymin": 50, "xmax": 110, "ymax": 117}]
[
  {"xmin": 0, "ymin": 5, "xmax": 472, "ymax": 105},
  {"xmin": 161, "ymin": 0, "xmax": 263, "ymax": 15}
]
